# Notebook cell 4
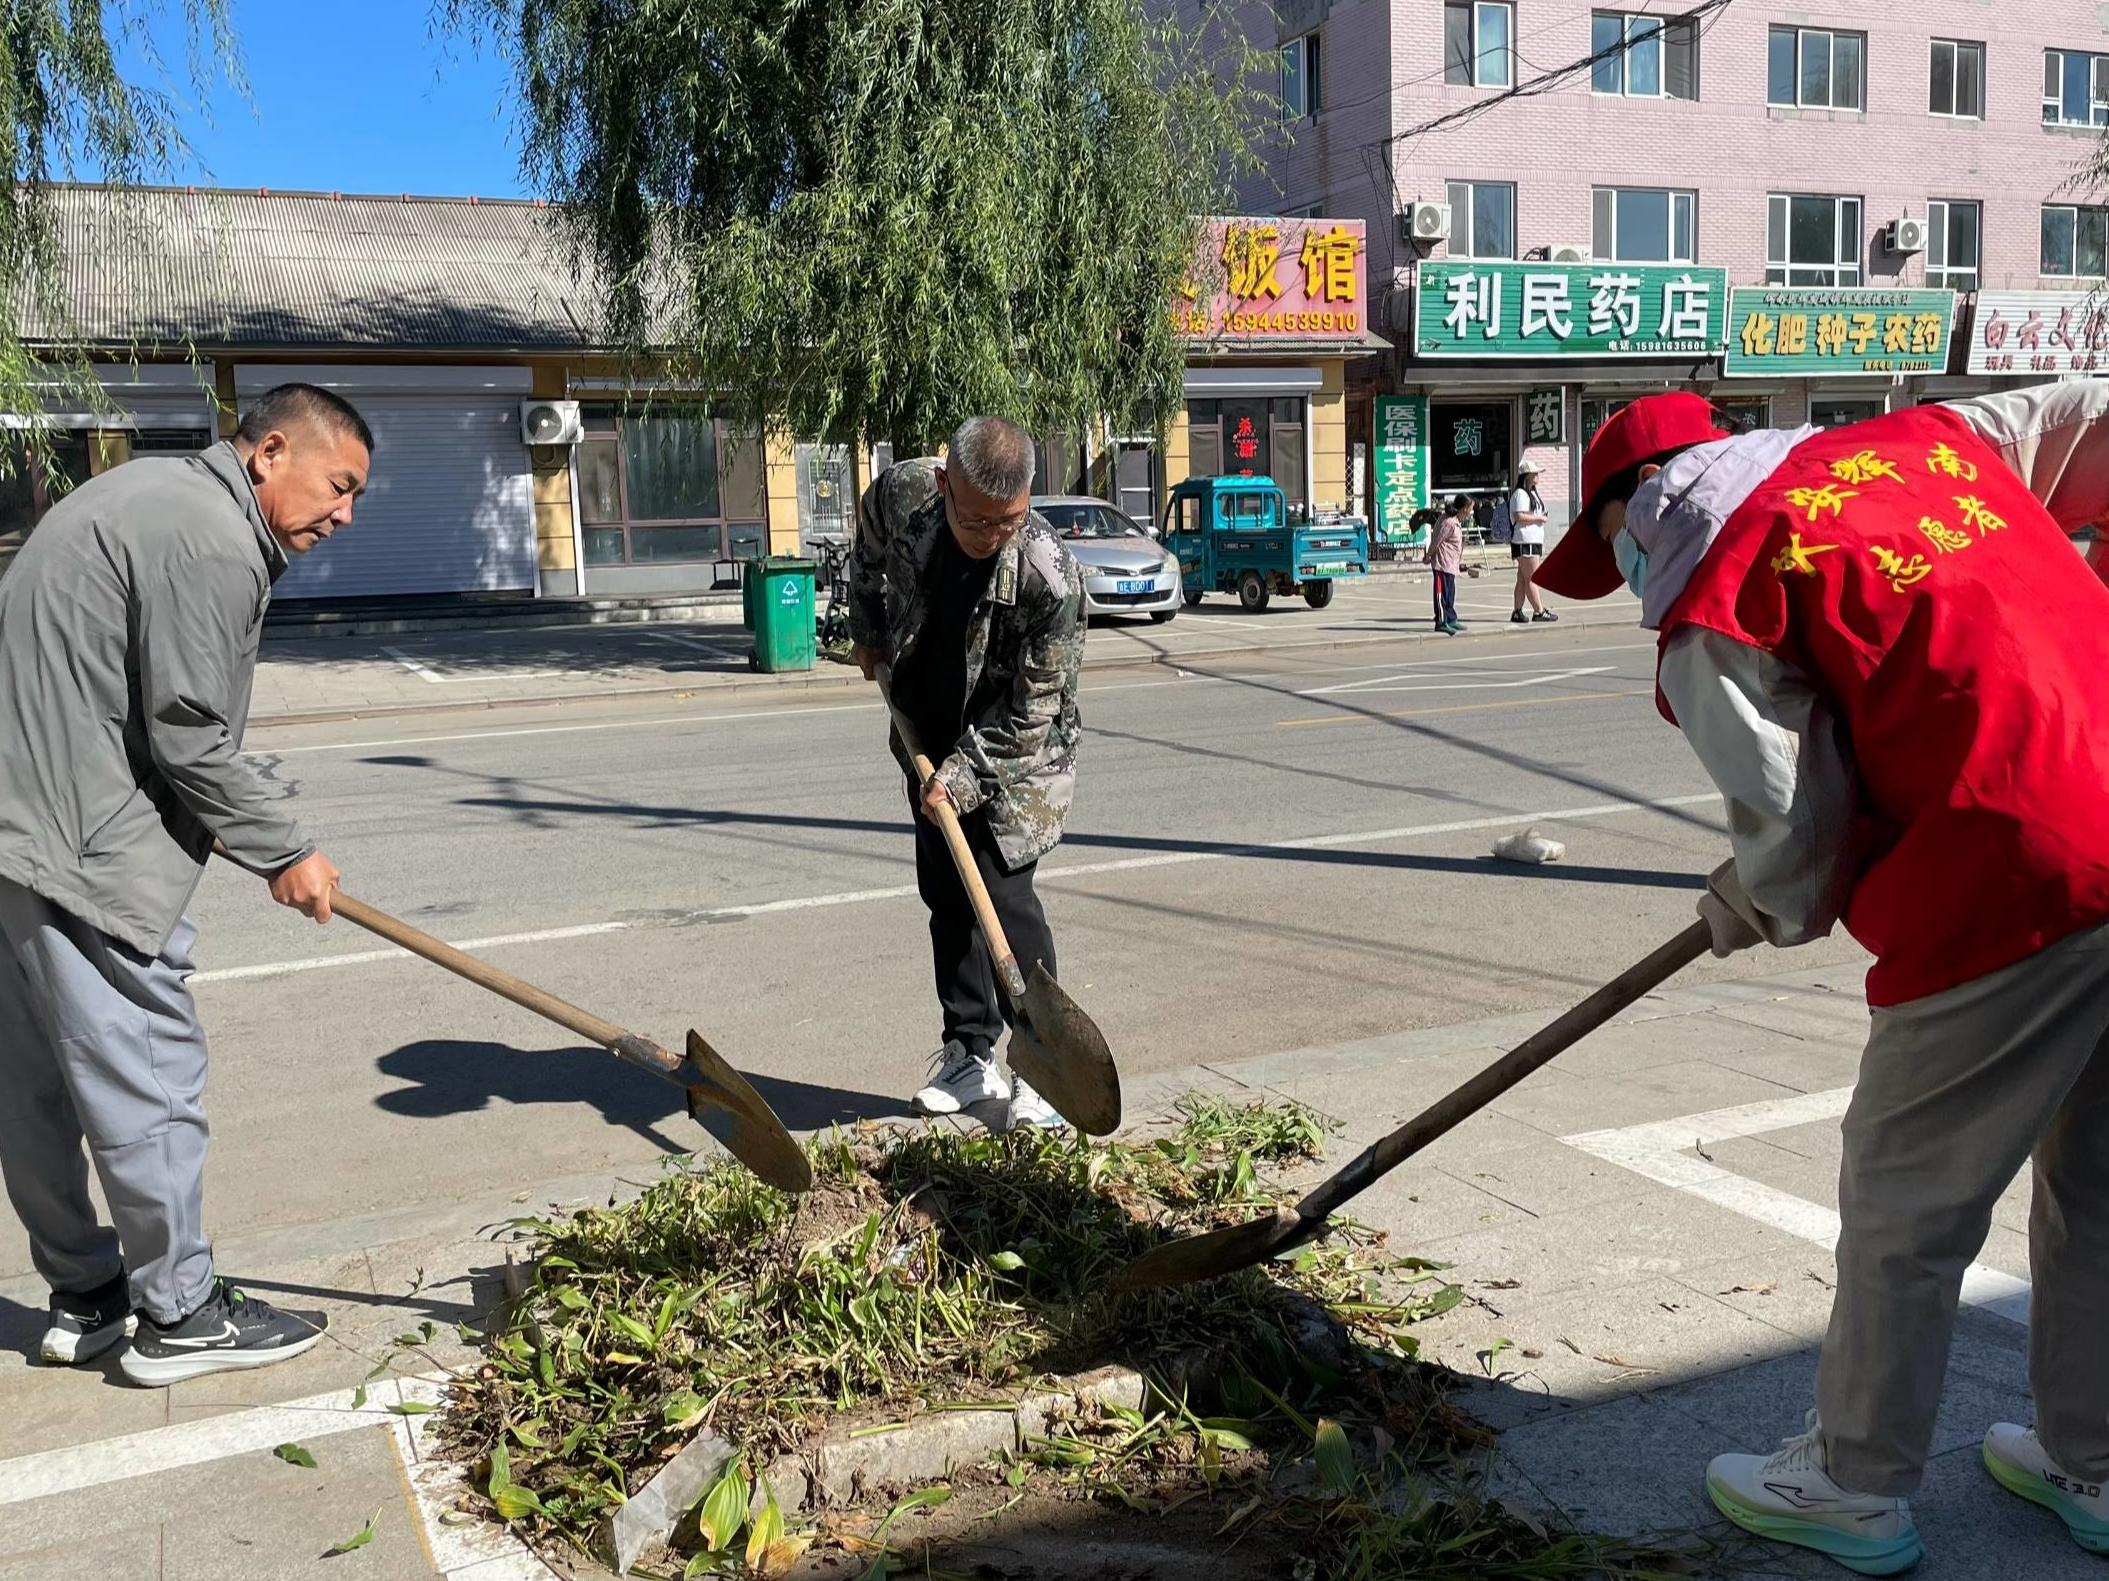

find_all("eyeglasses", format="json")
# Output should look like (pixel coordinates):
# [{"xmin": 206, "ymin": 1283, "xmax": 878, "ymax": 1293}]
[{"xmin": 948, "ymin": 503, "xmax": 1030, "ymax": 535}]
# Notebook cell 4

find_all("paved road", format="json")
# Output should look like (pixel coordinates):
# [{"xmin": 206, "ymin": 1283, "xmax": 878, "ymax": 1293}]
[
  {"xmin": 247, "ymin": 569, "xmax": 1636, "ymax": 723},
  {"xmin": 0, "ymin": 623, "xmax": 1866, "ymax": 1279}
]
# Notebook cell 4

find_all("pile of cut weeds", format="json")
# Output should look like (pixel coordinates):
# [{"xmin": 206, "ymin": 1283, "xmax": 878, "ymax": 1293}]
[{"xmin": 435, "ymin": 1097, "xmax": 1683, "ymax": 1579}]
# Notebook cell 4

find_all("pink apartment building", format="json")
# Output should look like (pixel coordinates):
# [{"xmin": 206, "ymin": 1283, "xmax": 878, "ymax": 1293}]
[{"xmin": 1242, "ymin": 0, "xmax": 2109, "ymax": 536}]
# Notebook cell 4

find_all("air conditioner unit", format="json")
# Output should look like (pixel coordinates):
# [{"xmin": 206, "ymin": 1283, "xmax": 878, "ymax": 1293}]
[
  {"xmin": 519, "ymin": 398, "xmax": 583, "ymax": 447},
  {"xmin": 1886, "ymin": 215, "xmax": 1928, "ymax": 256},
  {"xmin": 1401, "ymin": 201, "xmax": 1452, "ymax": 245},
  {"xmin": 1547, "ymin": 243, "xmax": 1592, "ymax": 264}
]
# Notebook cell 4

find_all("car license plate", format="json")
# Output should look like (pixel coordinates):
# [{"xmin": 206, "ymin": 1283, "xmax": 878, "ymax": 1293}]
[{"xmin": 1116, "ymin": 579, "xmax": 1151, "ymax": 595}]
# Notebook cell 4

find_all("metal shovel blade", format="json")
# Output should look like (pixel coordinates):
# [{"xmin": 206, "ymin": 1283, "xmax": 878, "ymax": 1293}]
[
  {"xmin": 683, "ymin": 1030, "xmax": 814, "ymax": 1193},
  {"xmin": 1110, "ymin": 1207, "xmax": 1320, "ymax": 1292},
  {"xmin": 1008, "ymin": 961, "xmax": 1122, "ymax": 1135}
]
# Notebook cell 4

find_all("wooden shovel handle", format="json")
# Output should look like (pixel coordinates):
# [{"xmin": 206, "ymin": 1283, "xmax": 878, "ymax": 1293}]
[
  {"xmin": 325, "ymin": 891, "xmax": 632, "ymax": 1051},
  {"xmin": 1295, "ymin": 919, "xmax": 1714, "ymax": 1223},
  {"xmin": 876, "ymin": 671, "xmax": 1029, "ymax": 1002}
]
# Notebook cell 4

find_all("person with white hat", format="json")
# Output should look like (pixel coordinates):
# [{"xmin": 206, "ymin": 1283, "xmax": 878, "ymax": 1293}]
[{"xmin": 1507, "ymin": 461, "xmax": 1554, "ymax": 623}]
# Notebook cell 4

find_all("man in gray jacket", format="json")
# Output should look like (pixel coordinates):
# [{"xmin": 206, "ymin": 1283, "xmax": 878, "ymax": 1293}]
[{"xmin": 0, "ymin": 382, "xmax": 368, "ymax": 1386}]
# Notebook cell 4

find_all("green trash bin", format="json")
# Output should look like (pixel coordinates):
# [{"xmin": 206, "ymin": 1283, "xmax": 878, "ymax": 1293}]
[{"xmin": 750, "ymin": 556, "xmax": 817, "ymax": 673}]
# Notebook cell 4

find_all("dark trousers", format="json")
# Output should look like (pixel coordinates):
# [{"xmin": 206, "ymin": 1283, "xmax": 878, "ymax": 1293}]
[
  {"xmin": 1432, "ymin": 571, "xmax": 1458, "ymax": 626},
  {"xmin": 911, "ymin": 792, "xmax": 1056, "ymax": 1059}
]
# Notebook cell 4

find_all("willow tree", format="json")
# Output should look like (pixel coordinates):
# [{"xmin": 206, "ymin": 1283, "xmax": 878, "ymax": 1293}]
[
  {"xmin": 2, "ymin": 1, "xmax": 241, "ymax": 471},
  {"xmin": 446, "ymin": 0, "xmax": 1269, "ymax": 451}
]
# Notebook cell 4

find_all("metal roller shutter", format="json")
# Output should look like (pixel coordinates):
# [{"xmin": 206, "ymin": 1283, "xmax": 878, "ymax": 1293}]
[{"xmin": 269, "ymin": 396, "xmax": 535, "ymax": 599}]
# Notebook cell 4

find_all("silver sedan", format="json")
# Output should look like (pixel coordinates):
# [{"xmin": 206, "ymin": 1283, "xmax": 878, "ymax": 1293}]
[{"xmin": 1031, "ymin": 496, "xmax": 1182, "ymax": 623}]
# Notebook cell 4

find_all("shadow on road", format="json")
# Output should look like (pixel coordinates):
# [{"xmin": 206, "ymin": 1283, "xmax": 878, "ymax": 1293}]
[{"xmin": 373, "ymin": 1038, "xmax": 910, "ymax": 1151}]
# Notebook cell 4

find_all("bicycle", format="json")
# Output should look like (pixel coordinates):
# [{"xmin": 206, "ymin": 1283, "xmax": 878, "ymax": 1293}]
[{"xmin": 813, "ymin": 535, "xmax": 855, "ymax": 657}]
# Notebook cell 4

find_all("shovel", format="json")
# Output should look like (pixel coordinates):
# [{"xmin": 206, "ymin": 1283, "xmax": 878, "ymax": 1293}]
[
  {"xmin": 1112, "ymin": 918, "xmax": 1712, "ymax": 1290},
  {"xmin": 220, "ymin": 853, "xmax": 812, "ymax": 1193},
  {"xmin": 876, "ymin": 671, "xmax": 1122, "ymax": 1135}
]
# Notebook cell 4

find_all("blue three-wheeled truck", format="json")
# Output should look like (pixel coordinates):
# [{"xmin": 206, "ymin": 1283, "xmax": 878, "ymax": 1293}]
[{"xmin": 1159, "ymin": 475, "xmax": 1370, "ymax": 612}]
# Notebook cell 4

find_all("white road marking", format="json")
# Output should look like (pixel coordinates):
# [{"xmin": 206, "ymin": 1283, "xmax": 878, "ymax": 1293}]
[
  {"xmin": 650, "ymin": 631, "xmax": 743, "ymax": 658},
  {"xmin": 384, "ymin": 646, "xmax": 446, "ymax": 684},
  {"xmin": 0, "ymin": 1373, "xmax": 447, "ymax": 1506},
  {"xmin": 192, "ymin": 792, "xmax": 1720, "ymax": 986},
  {"xmin": 1299, "ymin": 665, "xmax": 1616, "ymax": 698},
  {"xmin": 1564, "ymin": 1090, "xmax": 2033, "ymax": 1327},
  {"xmin": 381, "ymin": 646, "xmax": 566, "ymax": 686},
  {"xmin": 392, "ymin": 1402, "xmax": 547, "ymax": 1578}
]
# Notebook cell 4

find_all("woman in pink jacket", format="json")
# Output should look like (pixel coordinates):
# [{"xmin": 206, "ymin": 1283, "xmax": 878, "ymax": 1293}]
[{"xmin": 1426, "ymin": 493, "xmax": 1467, "ymax": 634}]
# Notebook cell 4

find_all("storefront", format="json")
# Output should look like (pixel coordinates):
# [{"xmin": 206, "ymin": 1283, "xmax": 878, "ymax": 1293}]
[
  {"xmin": 1149, "ymin": 216, "xmax": 1386, "ymax": 528},
  {"xmin": 3, "ymin": 365, "xmax": 219, "ymax": 562},
  {"xmin": 1962, "ymin": 290, "xmax": 2109, "ymax": 385},
  {"xmin": 1717, "ymin": 286, "xmax": 1958, "ymax": 436},
  {"xmin": 1376, "ymin": 260, "xmax": 1730, "ymax": 547}
]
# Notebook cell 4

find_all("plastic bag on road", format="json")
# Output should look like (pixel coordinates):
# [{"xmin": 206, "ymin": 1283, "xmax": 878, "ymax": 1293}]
[{"xmin": 1493, "ymin": 828, "xmax": 1565, "ymax": 864}]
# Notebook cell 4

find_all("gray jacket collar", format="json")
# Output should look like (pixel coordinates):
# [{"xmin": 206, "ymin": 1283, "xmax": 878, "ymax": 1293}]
[
  {"xmin": 1629, "ymin": 425, "xmax": 1815, "ymax": 629},
  {"xmin": 197, "ymin": 441, "xmax": 289, "ymax": 584}
]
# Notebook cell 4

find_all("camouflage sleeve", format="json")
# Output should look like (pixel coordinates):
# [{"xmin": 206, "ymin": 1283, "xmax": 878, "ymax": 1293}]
[
  {"xmin": 848, "ymin": 470, "xmax": 893, "ymax": 649},
  {"xmin": 850, "ymin": 458, "xmax": 943, "ymax": 648},
  {"xmin": 935, "ymin": 571, "xmax": 1084, "ymax": 815}
]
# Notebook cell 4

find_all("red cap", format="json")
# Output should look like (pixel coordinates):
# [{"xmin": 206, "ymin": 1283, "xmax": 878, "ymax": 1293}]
[{"xmin": 1534, "ymin": 392, "xmax": 1729, "ymax": 600}]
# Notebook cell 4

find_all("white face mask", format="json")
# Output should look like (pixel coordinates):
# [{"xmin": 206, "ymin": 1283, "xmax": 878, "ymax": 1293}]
[{"xmin": 1613, "ymin": 528, "xmax": 1649, "ymax": 596}]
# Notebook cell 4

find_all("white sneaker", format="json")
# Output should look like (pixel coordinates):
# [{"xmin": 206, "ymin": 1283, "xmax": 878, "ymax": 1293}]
[
  {"xmin": 1706, "ymin": 1411, "xmax": 1923, "ymax": 1576},
  {"xmin": 1007, "ymin": 1077, "xmax": 1066, "ymax": 1131},
  {"xmin": 912, "ymin": 1042, "xmax": 1009, "ymax": 1116},
  {"xmin": 1982, "ymin": 1424, "xmax": 2109, "ymax": 1554}
]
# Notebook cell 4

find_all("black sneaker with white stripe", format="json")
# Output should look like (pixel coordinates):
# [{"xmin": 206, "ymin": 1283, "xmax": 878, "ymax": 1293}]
[
  {"xmin": 120, "ymin": 1280, "xmax": 328, "ymax": 1387},
  {"xmin": 41, "ymin": 1272, "xmax": 136, "ymax": 1365}
]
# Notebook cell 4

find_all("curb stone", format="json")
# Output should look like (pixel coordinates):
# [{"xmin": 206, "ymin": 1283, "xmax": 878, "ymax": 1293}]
[{"xmin": 607, "ymin": 1368, "xmax": 1145, "ymax": 1573}]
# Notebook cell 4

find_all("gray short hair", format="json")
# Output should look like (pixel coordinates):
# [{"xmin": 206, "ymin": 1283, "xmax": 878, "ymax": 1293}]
[{"xmin": 946, "ymin": 416, "xmax": 1036, "ymax": 498}]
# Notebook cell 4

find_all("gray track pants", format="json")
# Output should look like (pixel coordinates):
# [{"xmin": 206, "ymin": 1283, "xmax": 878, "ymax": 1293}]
[
  {"xmin": 1818, "ymin": 917, "xmax": 2109, "ymax": 1496},
  {"xmin": 0, "ymin": 877, "xmax": 215, "ymax": 1325}
]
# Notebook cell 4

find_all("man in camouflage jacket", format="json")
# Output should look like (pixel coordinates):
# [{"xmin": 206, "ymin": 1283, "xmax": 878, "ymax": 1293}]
[{"xmin": 849, "ymin": 417, "xmax": 1084, "ymax": 1126}]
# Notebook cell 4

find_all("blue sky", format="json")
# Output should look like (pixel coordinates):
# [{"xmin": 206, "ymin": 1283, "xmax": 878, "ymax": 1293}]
[{"xmin": 115, "ymin": 0, "xmax": 526, "ymax": 198}]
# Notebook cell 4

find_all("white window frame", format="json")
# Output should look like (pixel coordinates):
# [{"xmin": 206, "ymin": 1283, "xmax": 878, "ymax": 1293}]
[
  {"xmin": 1590, "ymin": 186, "xmax": 1697, "ymax": 264},
  {"xmin": 1928, "ymin": 39, "xmax": 1984, "ymax": 119},
  {"xmin": 1445, "ymin": 1, "xmax": 1514, "ymax": 90},
  {"xmin": 1766, "ymin": 193, "xmax": 1864, "ymax": 288},
  {"xmin": 1924, "ymin": 199, "xmax": 1980, "ymax": 290},
  {"xmin": 1769, "ymin": 26, "xmax": 1866, "ymax": 111},
  {"xmin": 1446, "ymin": 179, "xmax": 1517, "ymax": 260},
  {"xmin": 1592, "ymin": 12, "xmax": 1662, "ymax": 98},
  {"xmin": 1279, "ymin": 31, "xmax": 1321, "ymax": 122},
  {"xmin": 2041, "ymin": 204, "xmax": 2109, "ymax": 278},
  {"xmin": 2042, "ymin": 49, "xmax": 2109, "ymax": 128}
]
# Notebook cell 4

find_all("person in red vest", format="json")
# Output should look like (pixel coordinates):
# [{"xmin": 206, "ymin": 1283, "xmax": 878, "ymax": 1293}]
[{"xmin": 1536, "ymin": 387, "xmax": 2109, "ymax": 1576}]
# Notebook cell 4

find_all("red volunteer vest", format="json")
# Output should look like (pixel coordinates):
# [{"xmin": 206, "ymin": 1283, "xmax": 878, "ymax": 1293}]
[{"xmin": 1658, "ymin": 405, "xmax": 2109, "ymax": 1006}]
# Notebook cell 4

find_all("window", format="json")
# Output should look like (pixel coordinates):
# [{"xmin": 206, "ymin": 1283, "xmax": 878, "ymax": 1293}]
[
  {"xmin": 575, "ymin": 405, "xmax": 766, "ymax": 567},
  {"xmin": 2042, "ymin": 205, "xmax": 2109, "ymax": 277},
  {"xmin": 0, "ymin": 428, "xmax": 92, "ymax": 543},
  {"xmin": 1184, "ymin": 398, "xmax": 1310, "ymax": 513},
  {"xmin": 1811, "ymin": 397, "xmax": 1885, "ymax": 430},
  {"xmin": 1714, "ymin": 397, "xmax": 1772, "ymax": 436},
  {"xmin": 1592, "ymin": 12, "xmax": 1699, "ymax": 100},
  {"xmin": 1591, "ymin": 187, "xmax": 1697, "ymax": 262},
  {"xmin": 1928, "ymin": 39, "xmax": 1984, "ymax": 118},
  {"xmin": 1280, "ymin": 32, "xmax": 1322, "ymax": 121},
  {"xmin": 1444, "ymin": 2, "xmax": 1512, "ymax": 88},
  {"xmin": 1430, "ymin": 400, "xmax": 1513, "ymax": 494},
  {"xmin": 1445, "ymin": 180, "xmax": 1516, "ymax": 259},
  {"xmin": 2043, "ymin": 50, "xmax": 2109, "ymax": 127},
  {"xmin": 1925, "ymin": 200, "xmax": 1981, "ymax": 290},
  {"xmin": 1769, "ymin": 26, "xmax": 1865, "ymax": 110},
  {"xmin": 1766, "ymin": 194, "xmax": 1863, "ymax": 287}
]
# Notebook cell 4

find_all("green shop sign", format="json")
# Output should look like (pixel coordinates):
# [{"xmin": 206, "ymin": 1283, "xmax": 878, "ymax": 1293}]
[
  {"xmin": 1723, "ymin": 287, "xmax": 1957, "ymax": 377},
  {"xmin": 1372, "ymin": 395, "xmax": 1429, "ymax": 545},
  {"xmin": 1414, "ymin": 261, "xmax": 1729, "ymax": 359}
]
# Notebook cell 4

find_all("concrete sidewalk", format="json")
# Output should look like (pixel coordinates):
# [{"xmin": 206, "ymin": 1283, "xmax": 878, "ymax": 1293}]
[
  {"xmin": 0, "ymin": 958, "xmax": 2079, "ymax": 1580},
  {"xmin": 248, "ymin": 574, "xmax": 1636, "ymax": 727}
]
